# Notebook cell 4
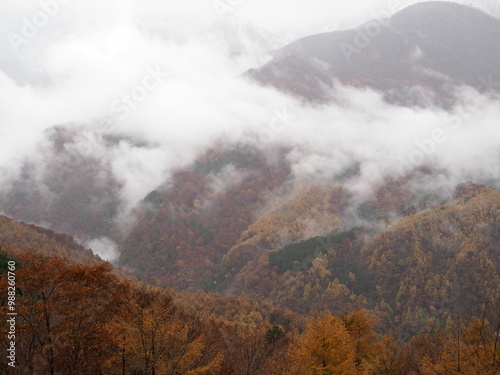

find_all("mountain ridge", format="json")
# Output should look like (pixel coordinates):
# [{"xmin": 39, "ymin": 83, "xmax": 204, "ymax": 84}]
[{"xmin": 250, "ymin": 1, "xmax": 500, "ymax": 106}]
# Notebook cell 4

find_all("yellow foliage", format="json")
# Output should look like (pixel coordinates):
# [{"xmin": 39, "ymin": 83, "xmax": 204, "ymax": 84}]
[{"xmin": 292, "ymin": 310, "xmax": 358, "ymax": 375}]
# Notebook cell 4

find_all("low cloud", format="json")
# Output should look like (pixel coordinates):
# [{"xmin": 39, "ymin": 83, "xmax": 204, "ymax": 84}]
[
  {"xmin": 0, "ymin": 0, "xmax": 499, "ymax": 245},
  {"xmin": 85, "ymin": 237, "xmax": 120, "ymax": 262}
]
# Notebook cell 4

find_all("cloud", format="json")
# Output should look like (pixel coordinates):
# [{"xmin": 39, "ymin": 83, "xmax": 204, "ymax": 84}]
[
  {"xmin": 0, "ymin": 0, "xmax": 499, "ymax": 243},
  {"xmin": 85, "ymin": 237, "xmax": 120, "ymax": 262}
]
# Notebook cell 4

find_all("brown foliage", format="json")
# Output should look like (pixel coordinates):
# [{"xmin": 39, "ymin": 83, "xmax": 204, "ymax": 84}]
[{"xmin": 0, "ymin": 254, "xmax": 131, "ymax": 374}]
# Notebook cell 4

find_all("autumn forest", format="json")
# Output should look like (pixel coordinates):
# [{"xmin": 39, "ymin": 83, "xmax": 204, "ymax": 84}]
[
  {"xmin": 1, "ymin": 1, "xmax": 500, "ymax": 374},
  {"xmin": 1, "ymin": 146, "xmax": 499, "ymax": 374}
]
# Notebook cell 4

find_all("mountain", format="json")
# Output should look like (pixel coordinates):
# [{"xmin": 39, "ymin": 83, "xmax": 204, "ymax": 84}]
[
  {"xmin": 119, "ymin": 145, "xmax": 291, "ymax": 288},
  {"xmin": 0, "ymin": 125, "xmax": 123, "ymax": 241},
  {"xmin": 1, "ymin": 1, "xmax": 500, "ymax": 373},
  {"xmin": 2, "ymin": 173, "xmax": 499, "ymax": 372},
  {"xmin": 2, "ymin": 191, "xmax": 499, "ymax": 375},
  {"xmin": 249, "ymin": 1, "xmax": 500, "ymax": 106},
  {"xmin": 362, "ymin": 182, "xmax": 500, "ymax": 334},
  {"xmin": 118, "ymin": 144, "xmax": 500, "ymax": 334},
  {"xmin": 217, "ymin": 182, "xmax": 500, "ymax": 336}
]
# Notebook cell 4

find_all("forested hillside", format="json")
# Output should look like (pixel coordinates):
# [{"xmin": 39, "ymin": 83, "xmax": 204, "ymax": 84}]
[
  {"xmin": 117, "ymin": 141, "xmax": 500, "ymax": 338},
  {"xmin": 1, "ymin": 253, "xmax": 499, "ymax": 374},
  {"xmin": 0, "ymin": 215, "xmax": 103, "ymax": 266},
  {"xmin": 1, "ymin": 1, "xmax": 499, "ymax": 374},
  {"xmin": 119, "ymin": 145, "xmax": 290, "ymax": 288},
  {"xmin": 0, "ymin": 215, "xmax": 131, "ymax": 280}
]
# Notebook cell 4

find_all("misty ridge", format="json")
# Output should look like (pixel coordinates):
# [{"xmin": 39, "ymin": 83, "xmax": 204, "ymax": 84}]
[
  {"xmin": 0, "ymin": 0, "xmax": 499, "ymax": 265},
  {"xmin": 2, "ymin": 2, "xmax": 500, "ymax": 373}
]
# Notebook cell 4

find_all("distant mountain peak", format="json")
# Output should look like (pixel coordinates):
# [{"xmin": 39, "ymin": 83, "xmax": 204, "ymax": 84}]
[{"xmin": 250, "ymin": 1, "xmax": 500, "ymax": 107}]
